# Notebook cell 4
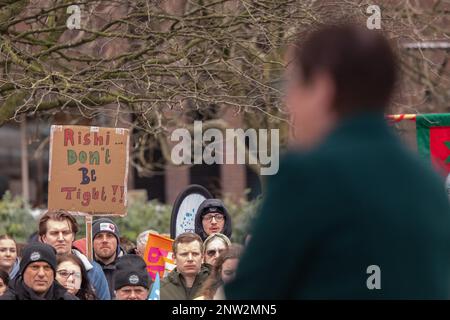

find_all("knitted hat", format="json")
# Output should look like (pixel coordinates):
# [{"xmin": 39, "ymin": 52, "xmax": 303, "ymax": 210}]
[
  {"xmin": 20, "ymin": 243, "xmax": 57, "ymax": 276},
  {"xmin": 92, "ymin": 218, "xmax": 120, "ymax": 254},
  {"xmin": 114, "ymin": 269, "xmax": 150, "ymax": 290}
]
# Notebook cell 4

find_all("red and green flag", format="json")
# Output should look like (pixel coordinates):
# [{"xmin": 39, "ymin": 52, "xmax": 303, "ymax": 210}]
[{"xmin": 416, "ymin": 114, "xmax": 450, "ymax": 175}]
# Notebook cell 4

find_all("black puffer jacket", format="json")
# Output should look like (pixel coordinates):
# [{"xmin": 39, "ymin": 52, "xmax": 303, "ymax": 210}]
[
  {"xmin": 0, "ymin": 276, "xmax": 78, "ymax": 300},
  {"xmin": 195, "ymin": 199, "xmax": 232, "ymax": 241}
]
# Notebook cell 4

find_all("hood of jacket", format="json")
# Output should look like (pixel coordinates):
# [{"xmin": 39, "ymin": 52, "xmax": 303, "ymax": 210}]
[
  {"xmin": 9, "ymin": 258, "xmax": 20, "ymax": 279},
  {"xmin": 195, "ymin": 199, "xmax": 232, "ymax": 241}
]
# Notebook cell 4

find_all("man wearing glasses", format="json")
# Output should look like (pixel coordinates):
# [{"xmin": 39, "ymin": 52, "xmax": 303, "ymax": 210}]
[{"xmin": 195, "ymin": 199, "xmax": 232, "ymax": 241}]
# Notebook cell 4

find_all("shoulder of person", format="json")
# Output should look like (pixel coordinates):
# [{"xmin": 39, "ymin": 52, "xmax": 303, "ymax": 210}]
[
  {"xmin": 269, "ymin": 151, "xmax": 328, "ymax": 186},
  {"xmin": 72, "ymin": 249, "xmax": 94, "ymax": 271},
  {"xmin": 0, "ymin": 289, "xmax": 17, "ymax": 300},
  {"xmin": 63, "ymin": 292, "xmax": 80, "ymax": 300},
  {"xmin": 160, "ymin": 276, "xmax": 173, "ymax": 288}
]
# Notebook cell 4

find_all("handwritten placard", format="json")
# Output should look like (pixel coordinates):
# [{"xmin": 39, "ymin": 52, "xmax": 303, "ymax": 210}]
[{"xmin": 48, "ymin": 125, "xmax": 130, "ymax": 216}]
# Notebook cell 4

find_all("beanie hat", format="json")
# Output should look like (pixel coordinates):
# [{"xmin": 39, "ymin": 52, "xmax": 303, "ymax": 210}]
[
  {"xmin": 93, "ymin": 218, "xmax": 120, "ymax": 247},
  {"xmin": 116, "ymin": 254, "xmax": 147, "ymax": 272},
  {"xmin": 114, "ymin": 269, "xmax": 150, "ymax": 290},
  {"xmin": 20, "ymin": 243, "xmax": 57, "ymax": 276},
  {"xmin": 201, "ymin": 206, "xmax": 224, "ymax": 216}
]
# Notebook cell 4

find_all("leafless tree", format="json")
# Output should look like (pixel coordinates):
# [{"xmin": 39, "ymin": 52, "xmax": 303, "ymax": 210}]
[{"xmin": 0, "ymin": 0, "xmax": 448, "ymax": 175}]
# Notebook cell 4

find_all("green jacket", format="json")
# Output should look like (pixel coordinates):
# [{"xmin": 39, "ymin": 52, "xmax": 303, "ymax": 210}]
[
  {"xmin": 225, "ymin": 113, "xmax": 450, "ymax": 299},
  {"xmin": 160, "ymin": 264, "xmax": 210, "ymax": 300}
]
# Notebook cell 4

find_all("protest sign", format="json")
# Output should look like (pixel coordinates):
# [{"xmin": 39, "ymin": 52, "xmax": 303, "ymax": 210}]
[
  {"xmin": 170, "ymin": 184, "xmax": 213, "ymax": 238},
  {"xmin": 144, "ymin": 233, "xmax": 175, "ymax": 281},
  {"xmin": 48, "ymin": 125, "xmax": 130, "ymax": 216}
]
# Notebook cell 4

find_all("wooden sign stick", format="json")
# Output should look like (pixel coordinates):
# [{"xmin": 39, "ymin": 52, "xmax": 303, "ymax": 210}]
[{"xmin": 85, "ymin": 216, "xmax": 93, "ymax": 261}]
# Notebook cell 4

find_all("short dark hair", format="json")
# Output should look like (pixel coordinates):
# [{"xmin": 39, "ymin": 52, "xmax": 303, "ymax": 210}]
[
  {"xmin": 38, "ymin": 211, "xmax": 79, "ymax": 237},
  {"xmin": 293, "ymin": 23, "xmax": 397, "ymax": 115},
  {"xmin": 172, "ymin": 232, "xmax": 203, "ymax": 255}
]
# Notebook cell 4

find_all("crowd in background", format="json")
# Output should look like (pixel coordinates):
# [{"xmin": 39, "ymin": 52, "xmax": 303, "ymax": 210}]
[{"xmin": 0, "ymin": 198, "xmax": 244, "ymax": 300}]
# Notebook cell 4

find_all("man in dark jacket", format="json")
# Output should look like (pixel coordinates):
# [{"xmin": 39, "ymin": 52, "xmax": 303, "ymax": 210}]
[
  {"xmin": 0, "ymin": 243, "xmax": 77, "ymax": 300},
  {"xmin": 161, "ymin": 232, "xmax": 210, "ymax": 300},
  {"xmin": 225, "ymin": 24, "xmax": 450, "ymax": 299},
  {"xmin": 92, "ymin": 218, "xmax": 125, "ymax": 298},
  {"xmin": 195, "ymin": 199, "xmax": 232, "ymax": 241}
]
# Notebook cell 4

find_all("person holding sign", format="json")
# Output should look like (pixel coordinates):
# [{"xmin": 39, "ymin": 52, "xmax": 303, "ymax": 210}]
[
  {"xmin": 0, "ymin": 243, "xmax": 77, "ymax": 300},
  {"xmin": 92, "ymin": 218, "xmax": 126, "ymax": 298},
  {"xmin": 160, "ymin": 233, "xmax": 210, "ymax": 300},
  {"xmin": 38, "ymin": 211, "xmax": 111, "ymax": 300},
  {"xmin": 195, "ymin": 199, "xmax": 232, "ymax": 241}
]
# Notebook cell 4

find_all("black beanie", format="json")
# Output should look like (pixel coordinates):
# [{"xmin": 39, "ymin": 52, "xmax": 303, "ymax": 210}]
[
  {"xmin": 116, "ymin": 254, "xmax": 147, "ymax": 271},
  {"xmin": 20, "ymin": 243, "xmax": 57, "ymax": 275},
  {"xmin": 114, "ymin": 269, "xmax": 150, "ymax": 290},
  {"xmin": 93, "ymin": 218, "xmax": 120, "ymax": 245}
]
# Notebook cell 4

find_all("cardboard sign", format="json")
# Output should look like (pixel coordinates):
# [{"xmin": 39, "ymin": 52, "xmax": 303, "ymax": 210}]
[
  {"xmin": 48, "ymin": 125, "xmax": 130, "ymax": 216},
  {"xmin": 144, "ymin": 233, "xmax": 175, "ymax": 281}
]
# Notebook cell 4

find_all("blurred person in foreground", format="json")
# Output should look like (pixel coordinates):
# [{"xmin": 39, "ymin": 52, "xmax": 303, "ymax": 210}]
[{"xmin": 225, "ymin": 23, "xmax": 450, "ymax": 299}]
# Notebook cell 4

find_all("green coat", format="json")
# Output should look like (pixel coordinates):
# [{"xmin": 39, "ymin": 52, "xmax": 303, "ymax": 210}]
[
  {"xmin": 160, "ymin": 265, "xmax": 210, "ymax": 300},
  {"xmin": 225, "ymin": 113, "xmax": 450, "ymax": 299}
]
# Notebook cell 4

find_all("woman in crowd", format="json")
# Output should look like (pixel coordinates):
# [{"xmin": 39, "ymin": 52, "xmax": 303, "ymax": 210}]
[
  {"xmin": 0, "ymin": 235, "xmax": 20, "ymax": 279},
  {"xmin": 203, "ymin": 233, "xmax": 231, "ymax": 267},
  {"xmin": 197, "ymin": 244, "xmax": 243, "ymax": 300},
  {"xmin": 56, "ymin": 254, "xmax": 96, "ymax": 300}
]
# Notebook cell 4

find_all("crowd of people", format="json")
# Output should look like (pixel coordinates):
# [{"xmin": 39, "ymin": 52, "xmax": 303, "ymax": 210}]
[{"xmin": 0, "ymin": 198, "xmax": 244, "ymax": 300}]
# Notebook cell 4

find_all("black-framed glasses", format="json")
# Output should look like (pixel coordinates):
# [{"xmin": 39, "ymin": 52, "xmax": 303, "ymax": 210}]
[
  {"xmin": 56, "ymin": 269, "xmax": 81, "ymax": 280},
  {"xmin": 202, "ymin": 213, "xmax": 224, "ymax": 222}
]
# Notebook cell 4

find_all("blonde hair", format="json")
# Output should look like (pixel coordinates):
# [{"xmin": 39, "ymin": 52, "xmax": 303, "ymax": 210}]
[{"xmin": 203, "ymin": 233, "xmax": 231, "ymax": 255}]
